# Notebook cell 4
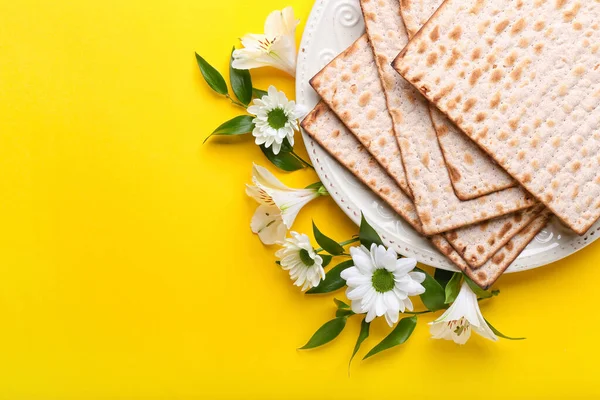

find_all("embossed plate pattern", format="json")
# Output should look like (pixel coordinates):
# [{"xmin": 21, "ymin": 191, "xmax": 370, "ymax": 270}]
[{"xmin": 296, "ymin": 0, "xmax": 600, "ymax": 272}]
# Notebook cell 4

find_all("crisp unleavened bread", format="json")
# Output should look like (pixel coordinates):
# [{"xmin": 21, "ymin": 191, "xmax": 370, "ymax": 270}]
[
  {"xmin": 301, "ymin": 101, "xmax": 422, "ymax": 231},
  {"xmin": 303, "ymin": 36, "xmax": 411, "ymax": 198},
  {"xmin": 432, "ymin": 209, "xmax": 551, "ymax": 290},
  {"xmin": 399, "ymin": 0, "xmax": 517, "ymax": 200},
  {"xmin": 446, "ymin": 204, "xmax": 545, "ymax": 268},
  {"xmin": 362, "ymin": 0, "xmax": 544, "ymax": 268},
  {"xmin": 393, "ymin": 0, "xmax": 600, "ymax": 235},
  {"xmin": 301, "ymin": 102, "xmax": 548, "ymax": 289},
  {"xmin": 346, "ymin": 4, "xmax": 535, "ymax": 235},
  {"xmin": 398, "ymin": 0, "xmax": 439, "ymax": 38},
  {"xmin": 429, "ymin": 109, "xmax": 517, "ymax": 200}
]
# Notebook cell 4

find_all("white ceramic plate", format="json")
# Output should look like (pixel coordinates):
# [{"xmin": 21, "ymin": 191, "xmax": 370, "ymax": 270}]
[{"xmin": 296, "ymin": 0, "xmax": 600, "ymax": 272}]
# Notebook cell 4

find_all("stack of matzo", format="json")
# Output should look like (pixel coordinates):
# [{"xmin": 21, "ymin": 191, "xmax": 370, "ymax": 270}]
[{"xmin": 299, "ymin": 0, "xmax": 594, "ymax": 289}]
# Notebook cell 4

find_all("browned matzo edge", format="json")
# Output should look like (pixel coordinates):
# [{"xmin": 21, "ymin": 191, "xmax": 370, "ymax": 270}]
[
  {"xmin": 431, "ymin": 210, "xmax": 551, "ymax": 290},
  {"xmin": 301, "ymin": 101, "xmax": 547, "ymax": 289},
  {"xmin": 446, "ymin": 204, "xmax": 545, "ymax": 269},
  {"xmin": 464, "ymin": 211, "xmax": 552, "ymax": 290},
  {"xmin": 399, "ymin": 0, "xmax": 518, "ymax": 200},
  {"xmin": 392, "ymin": 0, "xmax": 600, "ymax": 235},
  {"xmin": 343, "ymin": 4, "xmax": 536, "ymax": 235},
  {"xmin": 308, "ymin": 36, "xmax": 413, "ymax": 199}
]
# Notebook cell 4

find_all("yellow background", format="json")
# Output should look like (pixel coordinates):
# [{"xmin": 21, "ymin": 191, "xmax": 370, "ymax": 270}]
[{"xmin": 0, "ymin": 0, "xmax": 599, "ymax": 398}]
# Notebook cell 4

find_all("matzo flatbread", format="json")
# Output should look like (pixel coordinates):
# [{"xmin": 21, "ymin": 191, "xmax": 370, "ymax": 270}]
[
  {"xmin": 393, "ymin": 0, "xmax": 600, "ymax": 235},
  {"xmin": 399, "ymin": 0, "xmax": 439, "ymax": 38},
  {"xmin": 400, "ymin": 0, "xmax": 517, "ymax": 200},
  {"xmin": 306, "ymin": 35, "xmax": 411, "ymax": 198},
  {"xmin": 446, "ymin": 204, "xmax": 545, "ymax": 268},
  {"xmin": 349, "ymin": 1, "xmax": 536, "ymax": 235},
  {"xmin": 433, "ymin": 210, "xmax": 551, "ymax": 289},
  {"xmin": 301, "ymin": 101, "xmax": 422, "ymax": 231},
  {"xmin": 301, "ymin": 102, "xmax": 546, "ymax": 289},
  {"xmin": 430, "ymin": 109, "xmax": 517, "ymax": 199}
]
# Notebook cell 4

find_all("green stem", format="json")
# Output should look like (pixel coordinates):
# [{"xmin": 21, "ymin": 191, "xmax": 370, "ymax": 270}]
[
  {"xmin": 338, "ymin": 238, "xmax": 360, "ymax": 247},
  {"xmin": 405, "ymin": 310, "xmax": 435, "ymax": 315},
  {"xmin": 290, "ymin": 150, "xmax": 314, "ymax": 170},
  {"xmin": 225, "ymin": 94, "xmax": 247, "ymax": 109}
]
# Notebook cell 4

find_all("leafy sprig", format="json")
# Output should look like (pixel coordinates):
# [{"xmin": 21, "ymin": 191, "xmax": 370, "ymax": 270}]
[
  {"xmin": 298, "ymin": 214, "xmax": 523, "ymax": 366},
  {"xmin": 195, "ymin": 49, "xmax": 312, "ymax": 172}
]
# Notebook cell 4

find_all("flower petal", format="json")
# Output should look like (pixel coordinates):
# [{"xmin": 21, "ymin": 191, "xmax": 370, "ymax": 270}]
[
  {"xmin": 350, "ymin": 245, "xmax": 375, "ymax": 274},
  {"xmin": 383, "ymin": 291, "xmax": 400, "ymax": 314},
  {"xmin": 351, "ymin": 299, "xmax": 363, "ymax": 315},
  {"xmin": 371, "ymin": 244, "xmax": 396, "ymax": 272},
  {"xmin": 340, "ymin": 266, "xmax": 359, "ymax": 282},
  {"xmin": 250, "ymin": 205, "xmax": 287, "ymax": 245},
  {"xmin": 252, "ymin": 163, "xmax": 290, "ymax": 191},
  {"xmin": 385, "ymin": 309, "xmax": 399, "ymax": 327},
  {"xmin": 347, "ymin": 283, "xmax": 372, "ymax": 301},
  {"xmin": 403, "ymin": 296, "xmax": 414, "ymax": 312},
  {"xmin": 408, "ymin": 271, "xmax": 426, "ymax": 284},
  {"xmin": 394, "ymin": 257, "xmax": 418, "ymax": 275}
]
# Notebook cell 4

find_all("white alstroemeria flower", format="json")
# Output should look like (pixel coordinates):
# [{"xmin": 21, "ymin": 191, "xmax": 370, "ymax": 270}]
[
  {"xmin": 275, "ymin": 232, "xmax": 325, "ymax": 291},
  {"xmin": 429, "ymin": 282, "xmax": 498, "ymax": 345},
  {"xmin": 247, "ymin": 86, "xmax": 307, "ymax": 155},
  {"xmin": 232, "ymin": 7, "xmax": 299, "ymax": 76},
  {"xmin": 247, "ymin": 163, "xmax": 322, "ymax": 245},
  {"xmin": 341, "ymin": 244, "xmax": 426, "ymax": 327}
]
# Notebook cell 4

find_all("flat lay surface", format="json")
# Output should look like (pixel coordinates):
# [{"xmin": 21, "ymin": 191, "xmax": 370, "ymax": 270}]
[{"xmin": 1, "ymin": 0, "xmax": 600, "ymax": 398}]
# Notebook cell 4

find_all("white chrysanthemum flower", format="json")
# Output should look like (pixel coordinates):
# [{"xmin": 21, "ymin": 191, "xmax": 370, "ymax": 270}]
[
  {"xmin": 247, "ymin": 86, "xmax": 307, "ymax": 155},
  {"xmin": 232, "ymin": 7, "xmax": 299, "ymax": 76},
  {"xmin": 247, "ymin": 164, "xmax": 322, "ymax": 245},
  {"xmin": 340, "ymin": 244, "xmax": 426, "ymax": 327},
  {"xmin": 429, "ymin": 282, "xmax": 498, "ymax": 345},
  {"xmin": 275, "ymin": 232, "xmax": 325, "ymax": 291}
]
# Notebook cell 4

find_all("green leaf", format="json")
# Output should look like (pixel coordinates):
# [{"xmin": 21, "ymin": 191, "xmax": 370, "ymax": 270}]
[
  {"xmin": 204, "ymin": 115, "xmax": 255, "ymax": 143},
  {"xmin": 416, "ymin": 268, "xmax": 446, "ymax": 311},
  {"xmin": 252, "ymin": 88, "xmax": 269, "ymax": 98},
  {"xmin": 445, "ymin": 273, "xmax": 462, "ymax": 304},
  {"xmin": 299, "ymin": 317, "xmax": 348, "ymax": 350},
  {"xmin": 464, "ymin": 274, "xmax": 496, "ymax": 299},
  {"xmin": 349, "ymin": 318, "xmax": 370, "ymax": 367},
  {"xmin": 260, "ymin": 145, "xmax": 304, "ymax": 172},
  {"xmin": 485, "ymin": 319, "xmax": 525, "ymax": 341},
  {"xmin": 306, "ymin": 260, "xmax": 354, "ymax": 294},
  {"xmin": 334, "ymin": 299, "xmax": 350, "ymax": 309},
  {"xmin": 313, "ymin": 222, "xmax": 345, "ymax": 256},
  {"xmin": 359, "ymin": 213, "xmax": 383, "ymax": 249},
  {"xmin": 321, "ymin": 254, "xmax": 333, "ymax": 268},
  {"xmin": 363, "ymin": 316, "xmax": 417, "ymax": 360},
  {"xmin": 336, "ymin": 309, "xmax": 355, "ymax": 318},
  {"xmin": 279, "ymin": 138, "xmax": 294, "ymax": 153},
  {"xmin": 195, "ymin": 52, "xmax": 228, "ymax": 95},
  {"xmin": 434, "ymin": 268, "xmax": 454, "ymax": 288},
  {"xmin": 229, "ymin": 47, "xmax": 253, "ymax": 105}
]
